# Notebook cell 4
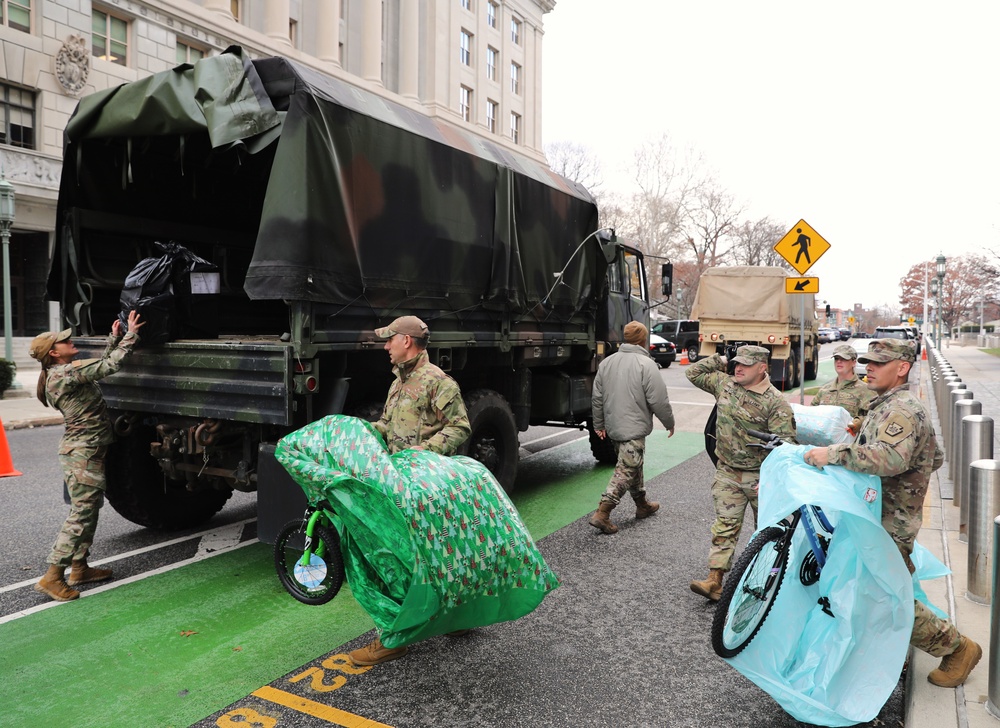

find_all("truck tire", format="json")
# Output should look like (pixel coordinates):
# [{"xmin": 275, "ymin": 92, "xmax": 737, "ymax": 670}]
[
  {"xmin": 105, "ymin": 423, "xmax": 232, "ymax": 530},
  {"xmin": 687, "ymin": 345, "xmax": 700, "ymax": 363},
  {"xmin": 804, "ymin": 348, "xmax": 819, "ymax": 381},
  {"xmin": 587, "ymin": 419, "xmax": 617, "ymax": 465},
  {"xmin": 462, "ymin": 390, "xmax": 519, "ymax": 494}
]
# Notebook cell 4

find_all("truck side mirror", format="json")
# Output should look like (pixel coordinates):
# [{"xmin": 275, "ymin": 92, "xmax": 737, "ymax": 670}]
[{"xmin": 661, "ymin": 262, "xmax": 673, "ymax": 298}]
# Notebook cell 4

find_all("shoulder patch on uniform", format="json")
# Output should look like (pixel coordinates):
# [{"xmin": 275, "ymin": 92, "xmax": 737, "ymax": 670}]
[{"xmin": 876, "ymin": 412, "xmax": 912, "ymax": 445}]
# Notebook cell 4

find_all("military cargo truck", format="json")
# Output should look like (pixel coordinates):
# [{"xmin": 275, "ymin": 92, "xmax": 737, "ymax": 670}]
[
  {"xmin": 48, "ymin": 48, "xmax": 650, "ymax": 531},
  {"xmin": 689, "ymin": 266, "xmax": 819, "ymax": 388}
]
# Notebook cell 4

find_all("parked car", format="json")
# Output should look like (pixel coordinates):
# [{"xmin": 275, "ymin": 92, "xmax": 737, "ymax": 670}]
[
  {"xmin": 838, "ymin": 327, "xmax": 851, "ymax": 340},
  {"xmin": 851, "ymin": 338, "xmax": 871, "ymax": 377},
  {"xmin": 651, "ymin": 319, "xmax": 701, "ymax": 363},
  {"xmin": 818, "ymin": 327, "xmax": 837, "ymax": 343},
  {"xmin": 853, "ymin": 332, "xmax": 871, "ymax": 339},
  {"xmin": 648, "ymin": 334, "xmax": 676, "ymax": 368},
  {"xmin": 873, "ymin": 325, "xmax": 921, "ymax": 355}
]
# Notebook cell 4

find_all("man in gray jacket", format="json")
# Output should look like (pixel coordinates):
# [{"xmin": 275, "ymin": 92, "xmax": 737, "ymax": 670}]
[{"xmin": 589, "ymin": 321, "xmax": 675, "ymax": 534}]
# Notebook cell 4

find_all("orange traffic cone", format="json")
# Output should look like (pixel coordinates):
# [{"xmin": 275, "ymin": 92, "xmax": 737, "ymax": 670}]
[
  {"xmin": 922, "ymin": 347, "xmax": 928, "ymax": 361},
  {"xmin": 680, "ymin": 350, "xmax": 690, "ymax": 365},
  {"xmin": 0, "ymin": 416, "xmax": 21, "ymax": 477}
]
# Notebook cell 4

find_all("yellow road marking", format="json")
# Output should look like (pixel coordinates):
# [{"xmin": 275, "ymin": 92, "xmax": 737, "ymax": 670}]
[{"xmin": 252, "ymin": 686, "xmax": 394, "ymax": 727}]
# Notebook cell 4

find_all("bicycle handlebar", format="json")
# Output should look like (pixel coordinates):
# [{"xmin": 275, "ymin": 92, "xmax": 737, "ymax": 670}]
[{"xmin": 746, "ymin": 429, "xmax": 783, "ymax": 450}]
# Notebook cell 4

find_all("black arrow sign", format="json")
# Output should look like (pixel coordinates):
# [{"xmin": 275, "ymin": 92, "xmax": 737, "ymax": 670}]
[{"xmin": 794, "ymin": 280, "xmax": 810, "ymax": 291}]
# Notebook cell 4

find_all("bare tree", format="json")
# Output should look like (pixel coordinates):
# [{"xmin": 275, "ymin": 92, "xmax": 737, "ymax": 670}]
[
  {"xmin": 729, "ymin": 217, "xmax": 790, "ymax": 268},
  {"xmin": 681, "ymin": 180, "xmax": 743, "ymax": 272},
  {"xmin": 899, "ymin": 254, "xmax": 1000, "ymax": 331},
  {"xmin": 544, "ymin": 141, "xmax": 603, "ymax": 193}
]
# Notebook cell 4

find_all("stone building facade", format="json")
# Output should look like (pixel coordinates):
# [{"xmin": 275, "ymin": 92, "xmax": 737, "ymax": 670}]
[{"xmin": 0, "ymin": 0, "xmax": 554, "ymax": 336}]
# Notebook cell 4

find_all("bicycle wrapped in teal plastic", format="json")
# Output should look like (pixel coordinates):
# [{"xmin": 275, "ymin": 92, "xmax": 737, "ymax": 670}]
[{"xmin": 272, "ymin": 415, "xmax": 560, "ymax": 649}]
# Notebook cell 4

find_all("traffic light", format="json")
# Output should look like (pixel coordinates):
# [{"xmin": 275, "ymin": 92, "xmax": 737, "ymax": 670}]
[{"xmin": 825, "ymin": 303, "xmax": 831, "ymax": 317}]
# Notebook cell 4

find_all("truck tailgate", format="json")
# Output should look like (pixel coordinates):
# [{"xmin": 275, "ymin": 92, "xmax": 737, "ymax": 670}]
[{"xmin": 75, "ymin": 338, "xmax": 293, "ymax": 425}]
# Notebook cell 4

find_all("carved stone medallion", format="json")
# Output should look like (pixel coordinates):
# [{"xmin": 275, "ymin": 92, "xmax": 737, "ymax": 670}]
[{"xmin": 55, "ymin": 35, "xmax": 90, "ymax": 97}]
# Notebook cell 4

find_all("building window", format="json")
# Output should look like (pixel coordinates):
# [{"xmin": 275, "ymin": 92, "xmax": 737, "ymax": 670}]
[
  {"xmin": 510, "ymin": 17, "xmax": 521, "ymax": 45},
  {"xmin": 510, "ymin": 112, "xmax": 520, "ymax": 144},
  {"xmin": 0, "ymin": 0, "xmax": 31, "ymax": 33},
  {"xmin": 487, "ymin": 1, "xmax": 497, "ymax": 28},
  {"xmin": 231, "ymin": 0, "xmax": 241, "ymax": 21},
  {"xmin": 289, "ymin": 18, "xmax": 298, "ymax": 47},
  {"xmin": 487, "ymin": 46, "xmax": 497, "ymax": 81},
  {"xmin": 486, "ymin": 99, "xmax": 497, "ymax": 134},
  {"xmin": 460, "ymin": 86, "xmax": 473, "ymax": 123},
  {"xmin": 176, "ymin": 41, "xmax": 205, "ymax": 65},
  {"xmin": 460, "ymin": 0, "xmax": 471, "ymax": 10},
  {"xmin": 460, "ymin": 30, "xmax": 472, "ymax": 66},
  {"xmin": 93, "ymin": 8, "xmax": 129, "ymax": 66},
  {"xmin": 0, "ymin": 83, "xmax": 35, "ymax": 149},
  {"xmin": 510, "ymin": 62, "xmax": 520, "ymax": 94}
]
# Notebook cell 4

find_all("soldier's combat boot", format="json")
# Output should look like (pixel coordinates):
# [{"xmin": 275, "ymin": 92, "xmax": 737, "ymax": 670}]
[
  {"xmin": 928, "ymin": 636, "xmax": 982, "ymax": 687},
  {"xmin": 633, "ymin": 494, "xmax": 660, "ymax": 519},
  {"xmin": 588, "ymin": 501, "xmax": 618, "ymax": 534},
  {"xmin": 34, "ymin": 565, "xmax": 80, "ymax": 602},
  {"xmin": 67, "ymin": 559, "xmax": 113, "ymax": 587},
  {"xmin": 690, "ymin": 569, "xmax": 725, "ymax": 601}
]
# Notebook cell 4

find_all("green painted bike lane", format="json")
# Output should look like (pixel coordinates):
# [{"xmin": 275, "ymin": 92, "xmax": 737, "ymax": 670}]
[{"xmin": 0, "ymin": 431, "xmax": 706, "ymax": 728}]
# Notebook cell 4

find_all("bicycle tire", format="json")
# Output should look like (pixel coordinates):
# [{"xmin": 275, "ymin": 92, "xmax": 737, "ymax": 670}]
[
  {"xmin": 274, "ymin": 518, "xmax": 345, "ymax": 606},
  {"xmin": 711, "ymin": 526, "xmax": 789, "ymax": 658}
]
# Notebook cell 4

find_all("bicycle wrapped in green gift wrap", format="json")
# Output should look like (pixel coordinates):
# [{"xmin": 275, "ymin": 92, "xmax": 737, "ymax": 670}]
[{"xmin": 274, "ymin": 415, "xmax": 560, "ymax": 649}]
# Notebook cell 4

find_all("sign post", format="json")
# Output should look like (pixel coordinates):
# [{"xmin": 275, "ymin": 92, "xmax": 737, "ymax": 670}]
[{"xmin": 774, "ymin": 219, "xmax": 832, "ymax": 404}]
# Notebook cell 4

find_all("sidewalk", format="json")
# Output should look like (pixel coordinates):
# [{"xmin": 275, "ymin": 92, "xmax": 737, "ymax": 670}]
[
  {"xmin": 910, "ymin": 342, "xmax": 1000, "ymax": 728},
  {"xmin": 0, "ymin": 366, "xmax": 64, "ymax": 430}
]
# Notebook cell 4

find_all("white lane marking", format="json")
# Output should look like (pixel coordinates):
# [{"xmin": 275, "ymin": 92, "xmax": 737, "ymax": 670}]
[
  {"xmin": 0, "ymin": 518, "xmax": 255, "ymax": 595},
  {"xmin": 195, "ymin": 522, "xmax": 245, "ymax": 557},
  {"xmin": 0, "ymin": 539, "xmax": 258, "ymax": 625}
]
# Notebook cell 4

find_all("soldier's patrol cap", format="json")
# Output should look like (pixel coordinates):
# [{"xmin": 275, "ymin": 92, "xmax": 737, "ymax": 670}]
[
  {"xmin": 832, "ymin": 344, "xmax": 858, "ymax": 361},
  {"xmin": 375, "ymin": 316, "xmax": 429, "ymax": 339},
  {"xmin": 858, "ymin": 338, "xmax": 916, "ymax": 364},
  {"xmin": 731, "ymin": 345, "xmax": 769, "ymax": 365},
  {"xmin": 29, "ymin": 328, "xmax": 72, "ymax": 361}
]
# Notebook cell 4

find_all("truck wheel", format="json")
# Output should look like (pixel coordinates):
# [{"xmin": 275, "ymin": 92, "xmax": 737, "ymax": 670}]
[
  {"xmin": 462, "ymin": 390, "xmax": 519, "ymax": 494},
  {"xmin": 687, "ymin": 345, "xmax": 700, "ymax": 363},
  {"xmin": 788, "ymin": 351, "xmax": 800, "ymax": 388},
  {"xmin": 105, "ymin": 423, "xmax": 232, "ymax": 530},
  {"xmin": 587, "ymin": 419, "xmax": 617, "ymax": 465},
  {"xmin": 804, "ymin": 348, "xmax": 819, "ymax": 381}
]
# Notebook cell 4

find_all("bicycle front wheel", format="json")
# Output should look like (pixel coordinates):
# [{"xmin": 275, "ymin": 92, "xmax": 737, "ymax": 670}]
[
  {"xmin": 711, "ymin": 526, "xmax": 789, "ymax": 658},
  {"xmin": 274, "ymin": 518, "xmax": 345, "ymax": 606}
]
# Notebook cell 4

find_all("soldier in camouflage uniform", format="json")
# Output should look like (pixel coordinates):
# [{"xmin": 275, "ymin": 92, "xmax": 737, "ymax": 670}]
[
  {"xmin": 589, "ymin": 321, "xmax": 675, "ymax": 535},
  {"xmin": 810, "ymin": 343, "xmax": 874, "ymax": 434},
  {"xmin": 30, "ymin": 310, "xmax": 144, "ymax": 602},
  {"xmin": 805, "ymin": 338, "xmax": 981, "ymax": 688},
  {"xmin": 351, "ymin": 315, "xmax": 471, "ymax": 666},
  {"xmin": 686, "ymin": 345, "xmax": 796, "ymax": 600}
]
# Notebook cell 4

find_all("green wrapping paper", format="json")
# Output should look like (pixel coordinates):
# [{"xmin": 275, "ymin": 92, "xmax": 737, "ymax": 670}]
[{"xmin": 275, "ymin": 415, "xmax": 560, "ymax": 648}]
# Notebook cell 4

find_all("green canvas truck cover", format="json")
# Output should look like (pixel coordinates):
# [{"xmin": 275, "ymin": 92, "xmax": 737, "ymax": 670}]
[{"xmin": 49, "ymin": 46, "xmax": 604, "ymax": 330}]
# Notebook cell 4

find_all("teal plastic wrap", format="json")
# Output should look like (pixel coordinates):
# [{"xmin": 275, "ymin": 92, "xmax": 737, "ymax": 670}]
[
  {"xmin": 275, "ymin": 415, "xmax": 559, "ymax": 648},
  {"xmin": 725, "ymin": 444, "xmax": 942, "ymax": 726}
]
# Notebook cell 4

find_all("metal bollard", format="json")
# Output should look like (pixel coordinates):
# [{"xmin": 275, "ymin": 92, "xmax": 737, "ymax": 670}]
[
  {"xmin": 960, "ymin": 415, "xmax": 994, "ymax": 543},
  {"xmin": 942, "ymin": 382, "xmax": 967, "ymax": 447},
  {"xmin": 949, "ymin": 390, "xmax": 975, "ymax": 482},
  {"xmin": 967, "ymin": 459, "xmax": 1000, "ymax": 603},
  {"xmin": 990, "ymin": 516, "xmax": 1000, "ymax": 718},
  {"xmin": 953, "ymin": 400, "xmax": 983, "ymax": 510},
  {"xmin": 939, "ymin": 375, "xmax": 961, "ymax": 417}
]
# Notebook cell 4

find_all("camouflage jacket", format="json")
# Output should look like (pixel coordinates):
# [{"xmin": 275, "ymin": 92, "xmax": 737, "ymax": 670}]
[
  {"xmin": 810, "ymin": 375, "xmax": 874, "ymax": 431},
  {"xmin": 827, "ymin": 384, "xmax": 943, "ymax": 558},
  {"xmin": 592, "ymin": 343, "xmax": 674, "ymax": 441},
  {"xmin": 376, "ymin": 350, "xmax": 471, "ymax": 455},
  {"xmin": 686, "ymin": 354, "xmax": 796, "ymax": 470},
  {"xmin": 46, "ymin": 331, "xmax": 139, "ymax": 450}
]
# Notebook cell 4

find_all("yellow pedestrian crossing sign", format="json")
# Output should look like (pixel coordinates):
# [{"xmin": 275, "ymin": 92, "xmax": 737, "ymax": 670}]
[
  {"xmin": 774, "ymin": 219, "xmax": 831, "ymax": 275},
  {"xmin": 785, "ymin": 277, "xmax": 819, "ymax": 294}
]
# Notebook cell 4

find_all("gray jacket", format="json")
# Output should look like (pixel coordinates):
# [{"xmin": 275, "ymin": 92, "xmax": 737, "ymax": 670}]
[{"xmin": 592, "ymin": 343, "xmax": 675, "ymax": 441}]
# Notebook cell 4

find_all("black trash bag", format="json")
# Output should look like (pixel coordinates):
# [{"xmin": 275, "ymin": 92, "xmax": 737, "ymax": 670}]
[{"xmin": 118, "ymin": 241, "xmax": 220, "ymax": 344}]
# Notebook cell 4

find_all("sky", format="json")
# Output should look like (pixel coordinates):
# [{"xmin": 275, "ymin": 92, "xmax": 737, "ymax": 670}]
[{"xmin": 541, "ymin": 1, "xmax": 1000, "ymax": 311}]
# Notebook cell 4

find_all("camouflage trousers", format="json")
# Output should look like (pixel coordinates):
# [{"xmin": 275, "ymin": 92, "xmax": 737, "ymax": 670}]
[
  {"xmin": 708, "ymin": 464, "xmax": 759, "ymax": 571},
  {"xmin": 893, "ymin": 541, "xmax": 962, "ymax": 656},
  {"xmin": 47, "ymin": 445, "xmax": 108, "ymax": 568},
  {"xmin": 599, "ymin": 438, "xmax": 647, "ymax": 505}
]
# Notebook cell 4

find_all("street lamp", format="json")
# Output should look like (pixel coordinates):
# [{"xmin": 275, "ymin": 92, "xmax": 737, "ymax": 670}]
[
  {"xmin": 935, "ymin": 254, "xmax": 946, "ymax": 344},
  {"xmin": 0, "ymin": 171, "xmax": 14, "ymax": 365}
]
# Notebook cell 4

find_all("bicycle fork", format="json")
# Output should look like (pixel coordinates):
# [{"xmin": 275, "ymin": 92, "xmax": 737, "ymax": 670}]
[{"xmin": 299, "ymin": 509, "xmax": 328, "ymax": 567}]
